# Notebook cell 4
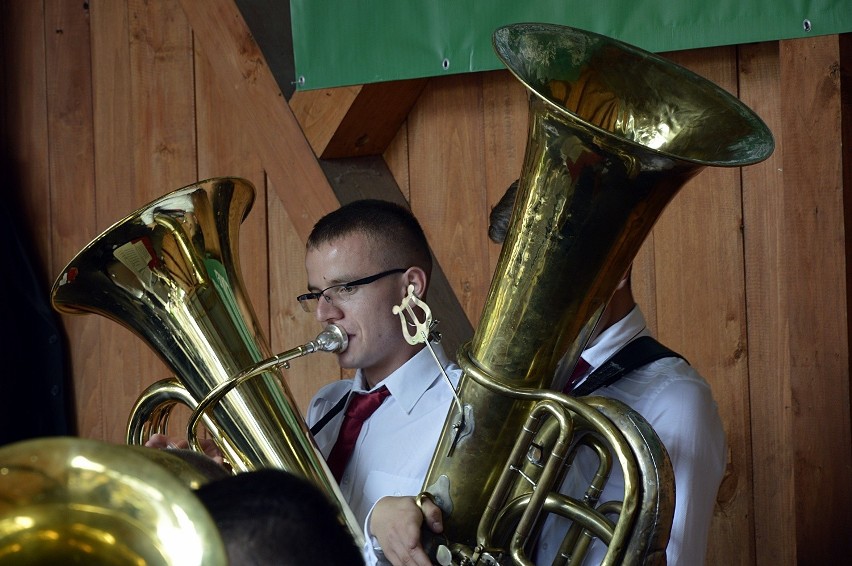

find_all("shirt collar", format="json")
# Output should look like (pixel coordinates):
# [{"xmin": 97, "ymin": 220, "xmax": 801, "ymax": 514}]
[
  {"xmin": 351, "ymin": 342, "xmax": 452, "ymax": 414},
  {"xmin": 581, "ymin": 305, "xmax": 650, "ymax": 370}
]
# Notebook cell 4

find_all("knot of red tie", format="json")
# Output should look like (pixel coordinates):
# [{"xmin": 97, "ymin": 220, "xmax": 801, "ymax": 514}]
[{"xmin": 327, "ymin": 386, "xmax": 390, "ymax": 482}]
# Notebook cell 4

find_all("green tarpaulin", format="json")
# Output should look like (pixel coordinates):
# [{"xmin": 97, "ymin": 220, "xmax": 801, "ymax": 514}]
[{"xmin": 291, "ymin": 0, "xmax": 850, "ymax": 90}]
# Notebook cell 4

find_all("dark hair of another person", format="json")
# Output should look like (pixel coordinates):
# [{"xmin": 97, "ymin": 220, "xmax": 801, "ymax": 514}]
[
  {"xmin": 307, "ymin": 199, "xmax": 433, "ymax": 279},
  {"xmin": 163, "ymin": 448, "xmax": 231, "ymax": 482},
  {"xmin": 488, "ymin": 180, "xmax": 519, "ymax": 244},
  {"xmin": 195, "ymin": 469, "xmax": 363, "ymax": 566}
]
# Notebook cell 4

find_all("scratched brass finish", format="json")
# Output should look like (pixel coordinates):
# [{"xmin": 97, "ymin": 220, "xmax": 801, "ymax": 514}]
[{"xmin": 420, "ymin": 24, "xmax": 773, "ymax": 565}]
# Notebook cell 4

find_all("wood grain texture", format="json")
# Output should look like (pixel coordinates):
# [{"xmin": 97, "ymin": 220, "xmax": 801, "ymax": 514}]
[
  {"xmin": 267, "ymin": 177, "xmax": 342, "ymax": 414},
  {"xmin": 1, "ymin": 2, "xmax": 52, "ymax": 272},
  {"xmin": 120, "ymin": 0, "xmax": 197, "ymax": 443},
  {"xmin": 291, "ymin": 80, "xmax": 428, "ymax": 159},
  {"xmin": 738, "ymin": 40, "xmax": 795, "ymax": 566},
  {"xmin": 330, "ymin": 81, "xmax": 428, "ymax": 159},
  {"xmin": 656, "ymin": 46, "xmax": 755, "ymax": 566},
  {"xmin": 194, "ymin": 36, "xmax": 270, "ymax": 336},
  {"xmin": 383, "ymin": 118, "xmax": 411, "ymax": 200},
  {"xmin": 194, "ymin": 30, "xmax": 278, "ymax": 436},
  {"xmin": 481, "ymin": 70, "xmax": 528, "ymax": 275},
  {"xmin": 290, "ymin": 86, "xmax": 361, "ymax": 156},
  {"xmin": 177, "ymin": 0, "xmax": 339, "ymax": 242},
  {"xmin": 407, "ymin": 74, "xmax": 492, "ymax": 325},
  {"xmin": 87, "ymin": 0, "xmax": 140, "ymax": 443},
  {"xmin": 778, "ymin": 35, "xmax": 852, "ymax": 563},
  {"xmin": 45, "ymin": 0, "xmax": 101, "ymax": 439}
]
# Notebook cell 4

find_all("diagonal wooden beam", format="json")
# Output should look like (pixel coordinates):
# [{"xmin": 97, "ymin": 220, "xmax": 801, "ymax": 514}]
[
  {"xmin": 177, "ymin": 0, "xmax": 338, "ymax": 242},
  {"xmin": 290, "ymin": 79, "xmax": 427, "ymax": 158},
  {"xmin": 233, "ymin": 0, "xmax": 297, "ymax": 99},
  {"xmin": 289, "ymin": 86, "xmax": 361, "ymax": 154}
]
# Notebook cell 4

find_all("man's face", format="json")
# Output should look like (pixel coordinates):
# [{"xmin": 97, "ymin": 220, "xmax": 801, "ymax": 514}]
[{"xmin": 304, "ymin": 232, "xmax": 413, "ymax": 387}]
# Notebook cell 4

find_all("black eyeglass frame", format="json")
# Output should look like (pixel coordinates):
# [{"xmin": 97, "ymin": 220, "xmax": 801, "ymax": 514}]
[{"xmin": 296, "ymin": 268, "xmax": 408, "ymax": 311}]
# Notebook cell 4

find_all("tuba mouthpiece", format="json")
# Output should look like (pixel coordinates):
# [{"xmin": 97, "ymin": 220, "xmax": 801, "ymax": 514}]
[{"xmin": 315, "ymin": 324, "xmax": 348, "ymax": 353}]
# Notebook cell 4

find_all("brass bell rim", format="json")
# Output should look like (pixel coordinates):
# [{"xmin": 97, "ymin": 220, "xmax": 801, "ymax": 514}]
[{"xmin": 493, "ymin": 22, "xmax": 775, "ymax": 168}]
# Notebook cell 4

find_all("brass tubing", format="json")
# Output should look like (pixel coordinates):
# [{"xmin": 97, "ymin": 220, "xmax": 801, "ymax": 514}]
[{"xmin": 421, "ymin": 23, "xmax": 772, "ymax": 564}]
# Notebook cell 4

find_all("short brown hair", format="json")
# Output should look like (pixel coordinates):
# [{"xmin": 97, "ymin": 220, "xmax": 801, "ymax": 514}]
[{"xmin": 307, "ymin": 199, "xmax": 432, "ymax": 277}]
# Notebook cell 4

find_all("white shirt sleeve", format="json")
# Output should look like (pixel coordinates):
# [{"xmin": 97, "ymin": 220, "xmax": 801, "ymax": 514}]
[
  {"xmin": 361, "ymin": 505, "xmax": 385, "ymax": 565},
  {"xmin": 639, "ymin": 376, "xmax": 727, "ymax": 566}
]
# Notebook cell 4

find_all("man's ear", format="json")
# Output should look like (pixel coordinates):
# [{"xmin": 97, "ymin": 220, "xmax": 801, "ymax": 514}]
[{"xmin": 405, "ymin": 266, "xmax": 428, "ymax": 298}]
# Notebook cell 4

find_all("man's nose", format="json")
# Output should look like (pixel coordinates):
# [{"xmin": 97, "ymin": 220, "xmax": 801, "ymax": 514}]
[{"xmin": 315, "ymin": 296, "xmax": 340, "ymax": 321}]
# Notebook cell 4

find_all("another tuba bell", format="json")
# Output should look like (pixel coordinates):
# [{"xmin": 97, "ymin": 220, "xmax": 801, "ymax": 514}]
[
  {"xmin": 0, "ymin": 436, "xmax": 226, "ymax": 565},
  {"xmin": 418, "ymin": 23, "xmax": 774, "ymax": 565}
]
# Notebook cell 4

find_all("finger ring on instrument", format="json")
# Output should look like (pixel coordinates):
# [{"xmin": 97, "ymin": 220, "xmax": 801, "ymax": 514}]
[{"xmin": 415, "ymin": 491, "xmax": 436, "ymax": 511}]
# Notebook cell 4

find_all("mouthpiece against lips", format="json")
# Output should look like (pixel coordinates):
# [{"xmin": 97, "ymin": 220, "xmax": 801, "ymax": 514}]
[{"xmin": 314, "ymin": 323, "xmax": 348, "ymax": 353}]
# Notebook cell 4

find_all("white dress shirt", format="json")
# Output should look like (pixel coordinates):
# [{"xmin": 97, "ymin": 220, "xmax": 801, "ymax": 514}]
[
  {"xmin": 306, "ymin": 342, "xmax": 461, "ymax": 563},
  {"xmin": 535, "ymin": 306, "xmax": 727, "ymax": 566}
]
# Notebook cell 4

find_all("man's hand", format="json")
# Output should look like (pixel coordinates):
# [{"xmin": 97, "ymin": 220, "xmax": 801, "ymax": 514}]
[
  {"xmin": 145, "ymin": 433, "xmax": 225, "ymax": 465},
  {"xmin": 371, "ymin": 495, "xmax": 444, "ymax": 566}
]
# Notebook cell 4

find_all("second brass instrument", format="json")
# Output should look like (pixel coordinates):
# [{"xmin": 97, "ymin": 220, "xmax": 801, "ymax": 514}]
[{"xmin": 418, "ymin": 23, "xmax": 774, "ymax": 565}]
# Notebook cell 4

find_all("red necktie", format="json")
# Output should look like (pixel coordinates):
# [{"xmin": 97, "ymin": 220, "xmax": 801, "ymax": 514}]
[
  {"xmin": 563, "ymin": 357, "xmax": 591, "ymax": 394},
  {"xmin": 327, "ymin": 386, "xmax": 391, "ymax": 482}
]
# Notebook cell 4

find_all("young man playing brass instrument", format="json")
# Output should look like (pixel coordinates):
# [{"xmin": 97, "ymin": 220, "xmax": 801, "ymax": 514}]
[{"xmin": 148, "ymin": 199, "xmax": 462, "ymax": 564}]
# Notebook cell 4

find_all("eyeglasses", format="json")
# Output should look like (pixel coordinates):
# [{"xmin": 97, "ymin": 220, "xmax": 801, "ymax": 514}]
[{"xmin": 296, "ymin": 268, "xmax": 407, "ymax": 312}]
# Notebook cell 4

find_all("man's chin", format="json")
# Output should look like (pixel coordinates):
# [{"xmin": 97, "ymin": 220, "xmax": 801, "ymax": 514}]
[{"xmin": 336, "ymin": 351, "xmax": 358, "ymax": 370}]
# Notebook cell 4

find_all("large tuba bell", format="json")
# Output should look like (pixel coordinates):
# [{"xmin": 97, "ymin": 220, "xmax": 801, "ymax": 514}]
[
  {"xmin": 418, "ymin": 24, "xmax": 774, "ymax": 565},
  {"xmin": 0, "ymin": 436, "xmax": 226, "ymax": 565},
  {"xmin": 49, "ymin": 178, "xmax": 363, "ymax": 547}
]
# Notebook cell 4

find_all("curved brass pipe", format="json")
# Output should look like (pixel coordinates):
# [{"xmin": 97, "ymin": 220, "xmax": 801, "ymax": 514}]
[
  {"xmin": 186, "ymin": 324, "xmax": 348, "ymax": 455},
  {"xmin": 453, "ymin": 350, "xmax": 641, "ymax": 565}
]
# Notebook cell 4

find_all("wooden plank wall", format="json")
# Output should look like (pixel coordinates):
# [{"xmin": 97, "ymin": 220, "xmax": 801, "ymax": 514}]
[{"xmin": 2, "ymin": 1, "xmax": 850, "ymax": 564}]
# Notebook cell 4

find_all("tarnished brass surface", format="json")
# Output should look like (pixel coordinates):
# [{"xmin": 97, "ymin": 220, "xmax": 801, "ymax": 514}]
[
  {"xmin": 50, "ymin": 177, "xmax": 363, "ymax": 548},
  {"xmin": 420, "ymin": 23, "xmax": 773, "ymax": 565},
  {"xmin": 0, "ymin": 437, "xmax": 225, "ymax": 565}
]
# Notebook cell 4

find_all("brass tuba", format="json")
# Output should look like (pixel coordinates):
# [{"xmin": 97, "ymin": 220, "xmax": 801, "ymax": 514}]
[
  {"xmin": 0, "ymin": 436, "xmax": 226, "ymax": 565},
  {"xmin": 49, "ymin": 178, "xmax": 363, "ymax": 547},
  {"xmin": 418, "ymin": 24, "xmax": 774, "ymax": 565}
]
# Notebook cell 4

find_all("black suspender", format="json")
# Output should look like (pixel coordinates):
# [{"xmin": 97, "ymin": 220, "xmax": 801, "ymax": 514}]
[
  {"xmin": 571, "ymin": 336, "xmax": 687, "ymax": 397},
  {"xmin": 309, "ymin": 390, "xmax": 351, "ymax": 436}
]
